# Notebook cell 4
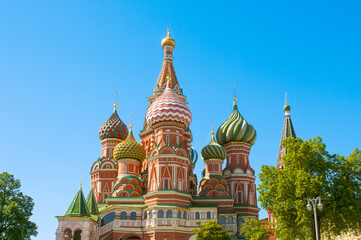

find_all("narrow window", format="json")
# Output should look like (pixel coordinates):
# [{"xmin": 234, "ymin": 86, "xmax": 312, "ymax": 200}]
[
  {"xmin": 177, "ymin": 210, "xmax": 181, "ymax": 218},
  {"xmin": 166, "ymin": 135, "xmax": 169, "ymax": 146},
  {"xmin": 73, "ymin": 230, "xmax": 82, "ymax": 240},
  {"xmin": 213, "ymin": 191, "xmax": 216, "ymax": 197},
  {"xmin": 120, "ymin": 211, "xmax": 127, "ymax": 220},
  {"xmin": 144, "ymin": 211, "xmax": 147, "ymax": 219},
  {"xmin": 207, "ymin": 212, "xmax": 211, "ymax": 219},
  {"xmin": 195, "ymin": 212, "xmax": 200, "ymax": 220},
  {"xmin": 178, "ymin": 180, "xmax": 182, "ymax": 191},
  {"xmin": 166, "ymin": 210, "xmax": 172, "ymax": 218},
  {"xmin": 176, "ymin": 136, "xmax": 179, "ymax": 145},
  {"xmin": 149, "ymin": 211, "xmax": 153, "ymax": 219},
  {"xmin": 109, "ymin": 149, "xmax": 112, "ymax": 157},
  {"xmin": 228, "ymin": 156, "xmax": 231, "ymax": 164},
  {"xmin": 236, "ymin": 155, "xmax": 239, "ymax": 165},
  {"xmin": 158, "ymin": 210, "xmax": 164, "ymax": 218},
  {"xmin": 126, "ymin": 164, "xmax": 129, "ymax": 172},
  {"xmin": 164, "ymin": 179, "xmax": 168, "ymax": 190},
  {"xmin": 183, "ymin": 211, "xmax": 187, "ymax": 219},
  {"xmin": 228, "ymin": 216, "xmax": 233, "ymax": 224},
  {"xmin": 212, "ymin": 164, "xmax": 215, "ymax": 172},
  {"xmin": 130, "ymin": 212, "xmax": 136, "ymax": 220},
  {"xmin": 220, "ymin": 216, "xmax": 226, "ymax": 224},
  {"xmin": 238, "ymin": 192, "xmax": 242, "ymax": 204}
]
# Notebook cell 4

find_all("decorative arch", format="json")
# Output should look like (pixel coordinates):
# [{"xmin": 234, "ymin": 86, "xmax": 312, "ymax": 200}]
[
  {"xmin": 159, "ymin": 146, "xmax": 174, "ymax": 154},
  {"xmin": 63, "ymin": 228, "xmax": 72, "ymax": 240}
]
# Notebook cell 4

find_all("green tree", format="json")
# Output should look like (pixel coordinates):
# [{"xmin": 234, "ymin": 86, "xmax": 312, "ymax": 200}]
[
  {"xmin": 240, "ymin": 218, "xmax": 271, "ymax": 240},
  {"xmin": 193, "ymin": 220, "xmax": 231, "ymax": 240},
  {"xmin": 258, "ymin": 137, "xmax": 361, "ymax": 240},
  {"xmin": 0, "ymin": 172, "xmax": 37, "ymax": 240}
]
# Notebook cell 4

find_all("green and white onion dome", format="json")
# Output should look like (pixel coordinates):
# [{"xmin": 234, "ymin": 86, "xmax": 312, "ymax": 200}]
[
  {"xmin": 201, "ymin": 132, "xmax": 227, "ymax": 160},
  {"xmin": 216, "ymin": 101, "xmax": 256, "ymax": 146}
]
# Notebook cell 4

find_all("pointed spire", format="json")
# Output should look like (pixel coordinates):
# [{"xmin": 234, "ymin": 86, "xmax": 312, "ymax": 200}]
[
  {"xmin": 65, "ymin": 186, "xmax": 90, "ymax": 217},
  {"xmin": 86, "ymin": 189, "xmax": 99, "ymax": 215},
  {"xmin": 277, "ymin": 98, "xmax": 296, "ymax": 170},
  {"xmin": 154, "ymin": 30, "xmax": 181, "ymax": 96}
]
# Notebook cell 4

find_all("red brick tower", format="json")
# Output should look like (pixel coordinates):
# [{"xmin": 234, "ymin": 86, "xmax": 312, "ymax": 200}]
[
  {"xmin": 90, "ymin": 104, "xmax": 128, "ymax": 203},
  {"xmin": 216, "ymin": 97, "xmax": 259, "ymax": 227}
]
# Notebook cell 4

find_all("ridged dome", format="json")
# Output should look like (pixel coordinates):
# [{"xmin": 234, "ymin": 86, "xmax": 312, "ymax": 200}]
[
  {"xmin": 201, "ymin": 133, "xmax": 227, "ymax": 160},
  {"xmin": 161, "ymin": 29, "xmax": 176, "ymax": 48},
  {"xmin": 190, "ymin": 147, "xmax": 198, "ymax": 166},
  {"xmin": 113, "ymin": 128, "xmax": 146, "ymax": 162},
  {"xmin": 216, "ymin": 102, "xmax": 256, "ymax": 146},
  {"xmin": 99, "ymin": 108, "xmax": 128, "ymax": 141},
  {"xmin": 146, "ymin": 81, "xmax": 192, "ymax": 127}
]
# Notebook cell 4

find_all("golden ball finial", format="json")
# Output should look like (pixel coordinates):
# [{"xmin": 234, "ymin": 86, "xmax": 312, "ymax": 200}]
[
  {"xmin": 161, "ymin": 29, "xmax": 176, "ymax": 48},
  {"xmin": 114, "ymin": 103, "xmax": 118, "ymax": 111}
]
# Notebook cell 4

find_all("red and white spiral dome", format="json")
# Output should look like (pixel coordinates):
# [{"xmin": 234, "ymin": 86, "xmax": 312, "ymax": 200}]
[{"xmin": 146, "ymin": 83, "xmax": 192, "ymax": 128}]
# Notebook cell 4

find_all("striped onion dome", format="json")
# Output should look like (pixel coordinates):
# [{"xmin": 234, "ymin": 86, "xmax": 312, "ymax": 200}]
[
  {"xmin": 190, "ymin": 147, "xmax": 198, "ymax": 166},
  {"xmin": 113, "ymin": 127, "xmax": 146, "ymax": 162},
  {"xmin": 201, "ymin": 132, "xmax": 227, "ymax": 161},
  {"xmin": 216, "ymin": 101, "xmax": 256, "ymax": 146},
  {"xmin": 99, "ymin": 106, "xmax": 128, "ymax": 141},
  {"xmin": 146, "ymin": 80, "xmax": 192, "ymax": 127}
]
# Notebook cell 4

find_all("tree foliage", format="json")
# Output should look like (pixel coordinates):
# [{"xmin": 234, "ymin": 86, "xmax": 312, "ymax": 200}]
[
  {"xmin": 193, "ymin": 220, "xmax": 231, "ymax": 240},
  {"xmin": 258, "ymin": 137, "xmax": 361, "ymax": 239},
  {"xmin": 0, "ymin": 172, "xmax": 37, "ymax": 240},
  {"xmin": 240, "ymin": 218, "xmax": 271, "ymax": 240}
]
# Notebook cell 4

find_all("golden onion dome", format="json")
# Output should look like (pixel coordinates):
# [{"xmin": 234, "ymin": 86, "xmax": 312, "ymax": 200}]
[
  {"xmin": 161, "ymin": 29, "xmax": 176, "ymax": 48},
  {"xmin": 113, "ymin": 126, "xmax": 146, "ymax": 162}
]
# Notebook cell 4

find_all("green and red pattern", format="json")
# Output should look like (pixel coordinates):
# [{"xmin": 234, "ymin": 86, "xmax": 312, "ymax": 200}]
[
  {"xmin": 199, "ymin": 175, "xmax": 231, "ymax": 198},
  {"xmin": 99, "ymin": 110, "xmax": 128, "ymax": 141}
]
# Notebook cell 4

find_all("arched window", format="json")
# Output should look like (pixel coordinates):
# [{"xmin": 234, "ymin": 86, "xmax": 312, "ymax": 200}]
[
  {"xmin": 63, "ymin": 228, "xmax": 72, "ymax": 240},
  {"xmin": 73, "ymin": 230, "xmax": 82, "ymax": 240},
  {"xmin": 144, "ymin": 211, "xmax": 147, "ymax": 219},
  {"xmin": 195, "ymin": 212, "xmax": 200, "ymax": 220},
  {"xmin": 166, "ymin": 210, "xmax": 172, "ymax": 218},
  {"xmin": 228, "ymin": 216, "xmax": 233, "ymax": 224},
  {"xmin": 220, "ymin": 216, "xmax": 226, "ymax": 224},
  {"xmin": 158, "ymin": 210, "xmax": 164, "ymax": 218},
  {"xmin": 120, "ymin": 211, "xmax": 127, "ymax": 220},
  {"xmin": 183, "ymin": 211, "xmax": 187, "ymax": 219},
  {"xmin": 149, "ymin": 211, "xmax": 153, "ymax": 219},
  {"xmin": 177, "ymin": 210, "xmax": 181, "ymax": 218},
  {"xmin": 130, "ymin": 212, "xmax": 136, "ymax": 220},
  {"xmin": 164, "ymin": 179, "xmax": 169, "ymax": 190},
  {"xmin": 206, "ymin": 212, "xmax": 211, "ymax": 219},
  {"xmin": 100, "ymin": 212, "xmax": 115, "ymax": 226},
  {"xmin": 238, "ymin": 192, "xmax": 243, "ymax": 204},
  {"xmin": 212, "ymin": 191, "xmax": 216, "ymax": 197}
]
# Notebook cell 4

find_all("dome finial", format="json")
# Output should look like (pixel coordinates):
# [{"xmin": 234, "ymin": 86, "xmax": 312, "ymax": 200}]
[
  {"xmin": 161, "ymin": 29, "xmax": 176, "ymax": 48},
  {"xmin": 233, "ymin": 84, "xmax": 237, "ymax": 105},
  {"xmin": 130, "ymin": 114, "xmax": 133, "ymax": 132},
  {"xmin": 283, "ymin": 92, "xmax": 291, "ymax": 112},
  {"xmin": 79, "ymin": 177, "xmax": 82, "ymax": 190},
  {"xmin": 114, "ymin": 91, "xmax": 118, "ymax": 111}
]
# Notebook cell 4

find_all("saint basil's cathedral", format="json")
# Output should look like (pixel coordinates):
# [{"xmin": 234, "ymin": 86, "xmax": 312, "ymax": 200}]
[{"xmin": 56, "ymin": 30, "xmax": 295, "ymax": 240}]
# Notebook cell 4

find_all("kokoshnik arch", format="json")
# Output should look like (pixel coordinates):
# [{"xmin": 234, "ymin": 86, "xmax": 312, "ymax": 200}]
[{"xmin": 56, "ymin": 30, "xmax": 282, "ymax": 240}]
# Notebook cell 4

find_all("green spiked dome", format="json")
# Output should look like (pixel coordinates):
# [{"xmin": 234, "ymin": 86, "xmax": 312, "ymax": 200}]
[
  {"xmin": 86, "ymin": 189, "xmax": 99, "ymax": 215},
  {"xmin": 216, "ymin": 100, "xmax": 256, "ymax": 146},
  {"xmin": 113, "ymin": 126, "xmax": 146, "ymax": 162},
  {"xmin": 65, "ymin": 185, "xmax": 90, "ymax": 217},
  {"xmin": 201, "ymin": 132, "xmax": 227, "ymax": 160}
]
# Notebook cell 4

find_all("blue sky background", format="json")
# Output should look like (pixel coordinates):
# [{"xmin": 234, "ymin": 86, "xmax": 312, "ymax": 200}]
[{"xmin": 1, "ymin": 1, "xmax": 360, "ymax": 239}]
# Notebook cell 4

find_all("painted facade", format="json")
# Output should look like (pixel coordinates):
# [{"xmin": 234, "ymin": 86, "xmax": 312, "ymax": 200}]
[{"xmin": 56, "ymin": 30, "xmax": 260, "ymax": 240}]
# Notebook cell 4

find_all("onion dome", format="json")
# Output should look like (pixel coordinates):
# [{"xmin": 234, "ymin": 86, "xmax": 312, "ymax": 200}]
[
  {"xmin": 284, "ymin": 103, "xmax": 291, "ymax": 111},
  {"xmin": 216, "ymin": 99, "xmax": 256, "ymax": 146},
  {"xmin": 161, "ymin": 29, "xmax": 176, "ymax": 48},
  {"xmin": 146, "ymin": 78, "xmax": 192, "ymax": 128},
  {"xmin": 190, "ymin": 147, "xmax": 198, "ymax": 166},
  {"xmin": 201, "ymin": 132, "xmax": 227, "ymax": 160},
  {"xmin": 99, "ymin": 104, "xmax": 128, "ymax": 141},
  {"xmin": 113, "ymin": 126, "xmax": 146, "ymax": 162}
]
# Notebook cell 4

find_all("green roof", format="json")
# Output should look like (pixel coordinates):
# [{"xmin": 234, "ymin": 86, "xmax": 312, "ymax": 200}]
[
  {"xmin": 86, "ymin": 189, "xmax": 99, "ymax": 215},
  {"xmin": 65, "ymin": 187, "xmax": 90, "ymax": 217}
]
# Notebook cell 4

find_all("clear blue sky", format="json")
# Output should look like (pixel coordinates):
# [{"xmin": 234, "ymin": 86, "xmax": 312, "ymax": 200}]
[{"xmin": 1, "ymin": 1, "xmax": 360, "ymax": 239}]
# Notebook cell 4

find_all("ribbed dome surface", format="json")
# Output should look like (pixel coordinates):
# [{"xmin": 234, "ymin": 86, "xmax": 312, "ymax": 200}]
[
  {"xmin": 146, "ymin": 83, "xmax": 192, "ymax": 127},
  {"xmin": 99, "ymin": 110, "xmax": 128, "ymax": 141},
  {"xmin": 190, "ymin": 147, "xmax": 198, "ymax": 166},
  {"xmin": 201, "ymin": 134, "xmax": 227, "ymax": 160},
  {"xmin": 216, "ymin": 103, "xmax": 256, "ymax": 146},
  {"xmin": 113, "ymin": 130, "xmax": 146, "ymax": 162}
]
